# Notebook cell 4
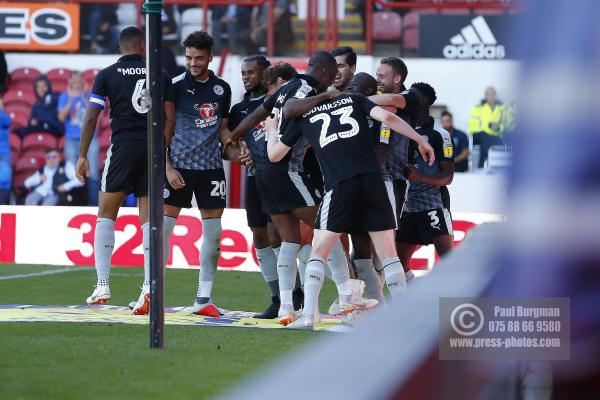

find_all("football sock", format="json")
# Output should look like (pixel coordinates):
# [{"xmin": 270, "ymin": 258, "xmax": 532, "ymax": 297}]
[
  {"xmin": 277, "ymin": 241, "xmax": 301, "ymax": 307},
  {"xmin": 273, "ymin": 246, "xmax": 280, "ymax": 257},
  {"xmin": 163, "ymin": 215, "xmax": 177, "ymax": 267},
  {"xmin": 94, "ymin": 218, "xmax": 114, "ymax": 285},
  {"xmin": 297, "ymin": 244, "xmax": 312, "ymax": 286},
  {"xmin": 197, "ymin": 218, "xmax": 222, "ymax": 304},
  {"xmin": 142, "ymin": 222, "xmax": 150, "ymax": 287},
  {"xmin": 377, "ymin": 257, "xmax": 407, "ymax": 297},
  {"xmin": 255, "ymin": 246, "xmax": 279, "ymax": 298},
  {"xmin": 303, "ymin": 258, "xmax": 326, "ymax": 318},
  {"xmin": 354, "ymin": 258, "xmax": 385, "ymax": 303},
  {"xmin": 405, "ymin": 269, "xmax": 415, "ymax": 283},
  {"xmin": 373, "ymin": 253, "xmax": 387, "ymax": 289},
  {"xmin": 327, "ymin": 239, "xmax": 351, "ymax": 301}
]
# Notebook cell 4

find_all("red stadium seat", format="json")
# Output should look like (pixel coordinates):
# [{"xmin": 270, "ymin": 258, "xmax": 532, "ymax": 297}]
[
  {"xmin": 441, "ymin": 8, "xmax": 471, "ymax": 15},
  {"xmin": 15, "ymin": 153, "xmax": 43, "ymax": 174},
  {"xmin": 21, "ymin": 133, "xmax": 58, "ymax": 153},
  {"xmin": 58, "ymin": 135, "xmax": 66, "ymax": 151},
  {"xmin": 403, "ymin": 26, "xmax": 419, "ymax": 50},
  {"xmin": 3, "ymin": 89, "xmax": 36, "ymax": 108},
  {"xmin": 98, "ymin": 131, "xmax": 111, "ymax": 153},
  {"xmin": 52, "ymin": 80, "xmax": 68, "ymax": 94},
  {"xmin": 4, "ymin": 104, "xmax": 31, "ymax": 117},
  {"xmin": 99, "ymin": 113, "xmax": 111, "ymax": 131},
  {"xmin": 9, "ymin": 67, "xmax": 41, "ymax": 90},
  {"xmin": 83, "ymin": 68, "xmax": 101, "ymax": 88},
  {"xmin": 372, "ymin": 11, "xmax": 402, "ymax": 41},
  {"xmin": 47, "ymin": 68, "xmax": 71, "ymax": 94},
  {"xmin": 8, "ymin": 112, "xmax": 29, "ymax": 130},
  {"xmin": 9, "ymin": 133, "xmax": 21, "ymax": 154}
]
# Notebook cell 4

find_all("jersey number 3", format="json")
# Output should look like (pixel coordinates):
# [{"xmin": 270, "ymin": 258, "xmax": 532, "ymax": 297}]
[
  {"xmin": 309, "ymin": 106, "xmax": 359, "ymax": 149},
  {"xmin": 132, "ymin": 79, "xmax": 149, "ymax": 114}
]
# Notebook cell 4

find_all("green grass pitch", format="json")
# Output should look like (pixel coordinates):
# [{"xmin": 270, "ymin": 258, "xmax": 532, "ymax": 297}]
[{"xmin": 0, "ymin": 265, "xmax": 339, "ymax": 399}]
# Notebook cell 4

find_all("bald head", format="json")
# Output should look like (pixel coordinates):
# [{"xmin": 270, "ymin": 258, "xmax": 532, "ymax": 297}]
[
  {"xmin": 348, "ymin": 72, "xmax": 378, "ymax": 96},
  {"xmin": 307, "ymin": 51, "xmax": 337, "ymax": 92},
  {"xmin": 119, "ymin": 26, "xmax": 145, "ymax": 55}
]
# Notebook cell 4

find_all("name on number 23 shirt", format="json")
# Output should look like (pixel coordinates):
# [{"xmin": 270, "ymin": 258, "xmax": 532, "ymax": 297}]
[
  {"xmin": 169, "ymin": 70, "xmax": 232, "ymax": 171},
  {"xmin": 281, "ymin": 93, "xmax": 381, "ymax": 191}
]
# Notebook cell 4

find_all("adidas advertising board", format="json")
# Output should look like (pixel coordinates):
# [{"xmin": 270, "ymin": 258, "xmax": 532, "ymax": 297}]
[{"xmin": 419, "ymin": 15, "xmax": 515, "ymax": 59}]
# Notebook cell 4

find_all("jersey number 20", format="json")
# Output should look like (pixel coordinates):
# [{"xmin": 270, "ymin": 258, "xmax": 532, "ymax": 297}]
[
  {"xmin": 309, "ymin": 106, "xmax": 359, "ymax": 149},
  {"xmin": 132, "ymin": 79, "xmax": 149, "ymax": 114}
]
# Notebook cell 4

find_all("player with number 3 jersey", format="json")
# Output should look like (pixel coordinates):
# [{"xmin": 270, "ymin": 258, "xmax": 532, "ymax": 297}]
[{"xmin": 76, "ymin": 27, "xmax": 175, "ymax": 314}]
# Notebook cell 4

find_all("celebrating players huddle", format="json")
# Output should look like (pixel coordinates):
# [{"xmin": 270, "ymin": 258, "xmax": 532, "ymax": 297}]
[{"xmin": 77, "ymin": 27, "xmax": 455, "ymax": 330}]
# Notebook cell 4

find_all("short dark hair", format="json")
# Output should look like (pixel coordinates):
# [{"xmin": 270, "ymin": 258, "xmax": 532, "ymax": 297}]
[
  {"xmin": 308, "ymin": 50, "xmax": 336, "ymax": 70},
  {"xmin": 331, "ymin": 46, "xmax": 356, "ymax": 66},
  {"xmin": 243, "ymin": 55, "xmax": 272, "ymax": 71},
  {"xmin": 441, "ymin": 111, "xmax": 453, "ymax": 118},
  {"xmin": 351, "ymin": 72, "xmax": 377, "ymax": 96},
  {"xmin": 380, "ymin": 57, "xmax": 408, "ymax": 82},
  {"xmin": 264, "ymin": 62, "xmax": 297, "ymax": 85},
  {"xmin": 45, "ymin": 147, "xmax": 60, "ymax": 154},
  {"xmin": 411, "ymin": 82, "xmax": 437, "ymax": 105},
  {"xmin": 183, "ymin": 31, "xmax": 213, "ymax": 51},
  {"xmin": 119, "ymin": 26, "xmax": 144, "ymax": 48}
]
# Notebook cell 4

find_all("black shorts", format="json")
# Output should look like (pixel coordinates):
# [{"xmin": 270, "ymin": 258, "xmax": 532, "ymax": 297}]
[
  {"xmin": 393, "ymin": 178, "xmax": 408, "ymax": 220},
  {"xmin": 164, "ymin": 168, "xmax": 226, "ymax": 209},
  {"xmin": 254, "ymin": 166, "xmax": 321, "ymax": 215},
  {"xmin": 396, "ymin": 208, "xmax": 454, "ymax": 245},
  {"xmin": 303, "ymin": 147, "xmax": 324, "ymax": 198},
  {"xmin": 245, "ymin": 175, "xmax": 268, "ymax": 228},
  {"xmin": 315, "ymin": 173, "xmax": 396, "ymax": 234},
  {"xmin": 101, "ymin": 140, "xmax": 147, "ymax": 197}
]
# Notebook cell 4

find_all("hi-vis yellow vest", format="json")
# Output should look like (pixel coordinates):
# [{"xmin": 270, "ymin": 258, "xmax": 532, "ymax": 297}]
[{"xmin": 467, "ymin": 101, "xmax": 505, "ymax": 137}]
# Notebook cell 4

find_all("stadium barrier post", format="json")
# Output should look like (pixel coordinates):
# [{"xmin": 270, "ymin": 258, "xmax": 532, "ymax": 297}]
[{"xmin": 142, "ymin": 0, "xmax": 165, "ymax": 349}]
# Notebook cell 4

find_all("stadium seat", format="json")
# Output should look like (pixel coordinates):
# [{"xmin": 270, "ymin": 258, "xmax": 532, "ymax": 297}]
[
  {"xmin": 441, "ymin": 8, "xmax": 471, "ymax": 15},
  {"xmin": 402, "ymin": 27, "xmax": 419, "ymax": 50},
  {"xmin": 470, "ymin": 144, "xmax": 481, "ymax": 171},
  {"xmin": 21, "ymin": 133, "xmax": 58, "ymax": 153},
  {"xmin": 99, "ymin": 113, "xmax": 111, "ymax": 131},
  {"xmin": 485, "ymin": 145, "xmax": 512, "ymax": 173},
  {"xmin": 181, "ymin": 8, "xmax": 212, "ymax": 42},
  {"xmin": 15, "ymin": 153, "xmax": 43, "ymax": 174},
  {"xmin": 402, "ymin": 8, "xmax": 436, "ymax": 50},
  {"xmin": 58, "ymin": 135, "xmax": 66, "ymax": 151},
  {"xmin": 9, "ymin": 133, "xmax": 21, "ymax": 154},
  {"xmin": 372, "ymin": 11, "xmax": 402, "ymax": 41},
  {"xmin": 47, "ymin": 68, "xmax": 71, "ymax": 92},
  {"xmin": 83, "ymin": 68, "xmax": 101, "ymax": 88},
  {"xmin": 5, "ymin": 104, "xmax": 31, "ymax": 117},
  {"xmin": 98, "ymin": 130, "xmax": 111, "ymax": 153},
  {"xmin": 7, "ymin": 111, "xmax": 29, "ymax": 130},
  {"xmin": 9, "ymin": 67, "xmax": 41, "ymax": 90},
  {"xmin": 3, "ymin": 89, "xmax": 36, "ymax": 108}
]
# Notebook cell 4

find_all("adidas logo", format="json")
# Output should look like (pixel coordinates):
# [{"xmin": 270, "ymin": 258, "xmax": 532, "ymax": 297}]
[{"xmin": 443, "ymin": 16, "xmax": 505, "ymax": 60}]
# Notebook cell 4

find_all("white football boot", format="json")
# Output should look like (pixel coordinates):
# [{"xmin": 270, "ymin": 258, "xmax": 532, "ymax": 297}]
[
  {"xmin": 338, "ymin": 279, "xmax": 379, "ymax": 314},
  {"xmin": 86, "ymin": 285, "xmax": 111, "ymax": 305},
  {"xmin": 131, "ymin": 286, "xmax": 150, "ymax": 315}
]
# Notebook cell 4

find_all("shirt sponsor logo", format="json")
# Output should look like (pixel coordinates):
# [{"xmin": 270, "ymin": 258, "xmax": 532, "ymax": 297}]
[
  {"xmin": 253, "ymin": 121, "xmax": 266, "ymax": 141},
  {"xmin": 194, "ymin": 103, "xmax": 219, "ymax": 128},
  {"xmin": 443, "ymin": 16, "xmax": 505, "ymax": 59}
]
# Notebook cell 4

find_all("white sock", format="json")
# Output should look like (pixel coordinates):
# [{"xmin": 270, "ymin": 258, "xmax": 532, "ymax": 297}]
[
  {"xmin": 196, "ymin": 280, "xmax": 213, "ymax": 304},
  {"xmin": 297, "ymin": 244, "xmax": 312, "ymax": 286},
  {"xmin": 380, "ymin": 257, "xmax": 407, "ymax": 297},
  {"xmin": 373, "ymin": 253, "xmax": 386, "ymax": 289},
  {"xmin": 142, "ymin": 222, "xmax": 150, "ymax": 286},
  {"xmin": 327, "ymin": 239, "xmax": 351, "ymax": 299},
  {"xmin": 354, "ymin": 258, "xmax": 385, "ymax": 302},
  {"xmin": 405, "ymin": 269, "xmax": 415, "ymax": 283},
  {"xmin": 277, "ymin": 242, "xmax": 301, "ymax": 307},
  {"xmin": 163, "ymin": 215, "xmax": 177, "ymax": 267},
  {"xmin": 94, "ymin": 218, "xmax": 114, "ymax": 286},
  {"xmin": 303, "ymin": 258, "xmax": 326, "ymax": 318},
  {"xmin": 273, "ymin": 246, "xmax": 281, "ymax": 257}
]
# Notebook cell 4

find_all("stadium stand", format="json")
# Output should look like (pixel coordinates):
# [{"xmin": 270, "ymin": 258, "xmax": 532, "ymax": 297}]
[
  {"xmin": 21, "ymin": 133, "xmax": 58, "ymax": 154},
  {"xmin": 3, "ymin": 89, "xmax": 36, "ymax": 109},
  {"xmin": 372, "ymin": 11, "xmax": 402, "ymax": 42},
  {"xmin": 8, "ymin": 67, "xmax": 41, "ymax": 91},
  {"xmin": 47, "ymin": 68, "xmax": 71, "ymax": 94},
  {"xmin": 180, "ymin": 8, "xmax": 213, "ymax": 44},
  {"xmin": 82, "ymin": 68, "xmax": 101, "ymax": 89}
]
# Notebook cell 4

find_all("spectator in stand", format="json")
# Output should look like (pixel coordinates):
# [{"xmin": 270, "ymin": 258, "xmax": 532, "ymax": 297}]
[
  {"xmin": 15, "ymin": 76, "xmax": 63, "ymax": 138},
  {"xmin": 468, "ymin": 86, "xmax": 505, "ymax": 168},
  {"xmin": 88, "ymin": 5, "xmax": 119, "ymax": 54},
  {"xmin": 57, "ymin": 71, "xmax": 100, "ymax": 206},
  {"xmin": 0, "ymin": 51, "xmax": 7, "ymax": 95},
  {"xmin": 0, "ymin": 98, "xmax": 11, "ymax": 204},
  {"xmin": 24, "ymin": 148, "xmax": 82, "ymax": 206},
  {"xmin": 441, "ymin": 111, "xmax": 470, "ymax": 173},
  {"xmin": 212, "ymin": 4, "xmax": 252, "ymax": 54},
  {"xmin": 250, "ymin": 0, "xmax": 293, "ymax": 55}
]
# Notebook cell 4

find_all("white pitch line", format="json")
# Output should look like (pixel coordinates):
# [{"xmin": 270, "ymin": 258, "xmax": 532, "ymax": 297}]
[{"xmin": 0, "ymin": 267, "xmax": 93, "ymax": 281}]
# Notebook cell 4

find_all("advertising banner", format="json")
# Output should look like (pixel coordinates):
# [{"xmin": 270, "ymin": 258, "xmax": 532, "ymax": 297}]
[
  {"xmin": 0, "ymin": 206, "xmax": 503, "ymax": 272},
  {"xmin": 0, "ymin": 3, "xmax": 80, "ymax": 51},
  {"xmin": 419, "ymin": 15, "xmax": 515, "ymax": 60}
]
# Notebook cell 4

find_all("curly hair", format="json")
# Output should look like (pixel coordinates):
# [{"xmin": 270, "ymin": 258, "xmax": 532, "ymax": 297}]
[
  {"xmin": 243, "ymin": 55, "xmax": 272, "ymax": 71},
  {"xmin": 182, "ymin": 31, "xmax": 213, "ymax": 51},
  {"xmin": 410, "ymin": 82, "xmax": 437, "ymax": 105},
  {"xmin": 263, "ymin": 62, "xmax": 297, "ymax": 86}
]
